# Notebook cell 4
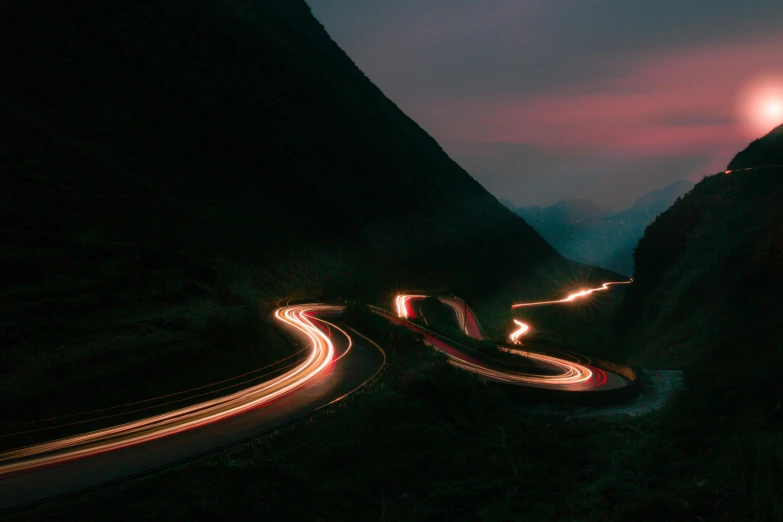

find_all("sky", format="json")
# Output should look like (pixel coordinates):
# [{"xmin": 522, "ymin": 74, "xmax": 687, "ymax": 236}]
[{"xmin": 305, "ymin": 0, "xmax": 783, "ymax": 210}]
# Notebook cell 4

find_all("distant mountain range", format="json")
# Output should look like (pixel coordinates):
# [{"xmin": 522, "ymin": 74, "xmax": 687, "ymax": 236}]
[{"xmin": 502, "ymin": 180, "xmax": 695, "ymax": 275}]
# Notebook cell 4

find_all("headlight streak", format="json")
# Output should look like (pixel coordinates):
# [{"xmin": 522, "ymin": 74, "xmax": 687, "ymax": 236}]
[
  {"xmin": 0, "ymin": 345, "xmax": 312, "ymax": 439},
  {"xmin": 392, "ymin": 294, "xmax": 602, "ymax": 390},
  {"xmin": 437, "ymin": 296, "xmax": 485, "ymax": 340},
  {"xmin": 452, "ymin": 347, "xmax": 594, "ymax": 388},
  {"xmin": 438, "ymin": 298, "xmax": 468, "ymax": 334},
  {"xmin": 509, "ymin": 320, "xmax": 530, "ymax": 344},
  {"xmin": 396, "ymin": 294, "xmax": 484, "ymax": 340},
  {"xmin": 0, "ymin": 304, "xmax": 345, "ymax": 476},
  {"xmin": 510, "ymin": 280, "xmax": 632, "ymax": 309}
]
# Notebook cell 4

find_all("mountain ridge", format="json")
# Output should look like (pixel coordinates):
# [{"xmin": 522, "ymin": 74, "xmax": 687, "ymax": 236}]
[
  {"xmin": 0, "ymin": 0, "xmax": 617, "ymax": 425},
  {"xmin": 503, "ymin": 179, "xmax": 694, "ymax": 274},
  {"xmin": 728, "ymin": 123, "xmax": 783, "ymax": 169}
]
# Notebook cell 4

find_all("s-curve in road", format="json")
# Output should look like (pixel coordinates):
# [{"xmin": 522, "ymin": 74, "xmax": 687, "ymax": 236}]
[
  {"xmin": 390, "ymin": 290, "xmax": 630, "ymax": 392},
  {"xmin": 0, "ymin": 304, "xmax": 385, "ymax": 511}
]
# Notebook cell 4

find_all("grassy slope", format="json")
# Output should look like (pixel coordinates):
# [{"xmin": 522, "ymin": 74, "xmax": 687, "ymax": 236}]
[
  {"xmin": 11, "ymin": 308, "xmax": 782, "ymax": 521},
  {"xmin": 616, "ymin": 167, "xmax": 783, "ymax": 374},
  {"xmin": 608, "ymin": 157, "xmax": 783, "ymax": 518},
  {"xmin": 0, "ymin": 2, "xmax": 660, "ymax": 519},
  {"xmin": 0, "ymin": 0, "xmax": 622, "ymax": 428}
]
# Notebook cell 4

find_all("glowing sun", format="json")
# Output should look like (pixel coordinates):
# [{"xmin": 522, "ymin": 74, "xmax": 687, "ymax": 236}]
[
  {"xmin": 764, "ymin": 99, "xmax": 783, "ymax": 121},
  {"xmin": 737, "ymin": 76, "xmax": 783, "ymax": 138}
]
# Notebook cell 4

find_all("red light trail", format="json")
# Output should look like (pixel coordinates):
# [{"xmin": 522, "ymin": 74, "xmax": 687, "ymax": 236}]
[
  {"xmin": 0, "ymin": 304, "xmax": 346, "ymax": 476},
  {"xmin": 393, "ymin": 293, "xmax": 617, "ymax": 390}
]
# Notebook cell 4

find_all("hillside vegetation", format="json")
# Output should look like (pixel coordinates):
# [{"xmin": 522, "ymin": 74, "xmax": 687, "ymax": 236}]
[
  {"xmin": 617, "ymin": 168, "xmax": 782, "ymax": 376},
  {"xmin": 0, "ymin": 0, "xmax": 618, "ymax": 430},
  {"xmin": 608, "ymin": 127, "xmax": 783, "ymax": 518},
  {"xmin": 728, "ymin": 123, "xmax": 783, "ymax": 169}
]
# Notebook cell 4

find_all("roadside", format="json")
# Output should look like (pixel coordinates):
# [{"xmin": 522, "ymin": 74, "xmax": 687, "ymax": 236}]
[{"xmin": 527, "ymin": 370, "xmax": 686, "ymax": 419}]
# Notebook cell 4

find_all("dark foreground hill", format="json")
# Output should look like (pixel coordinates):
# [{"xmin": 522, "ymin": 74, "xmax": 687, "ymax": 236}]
[
  {"xmin": 0, "ymin": 1, "xmax": 613, "ymax": 425},
  {"xmin": 616, "ymin": 165, "xmax": 783, "ymax": 374},
  {"xmin": 609, "ymin": 133, "xmax": 783, "ymax": 517},
  {"xmin": 14, "ymin": 162, "xmax": 781, "ymax": 520},
  {"xmin": 617, "ymin": 127, "xmax": 782, "ymax": 372},
  {"xmin": 728, "ymin": 123, "xmax": 783, "ymax": 169}
]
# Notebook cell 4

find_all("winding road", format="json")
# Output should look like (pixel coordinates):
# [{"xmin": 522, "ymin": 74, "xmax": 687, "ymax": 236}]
[
  {"xmin": 391, "ymin": 281, "xmax": 632, "ymax": 391},
  {"xmin": 0, "ymin": 304, "xmax": 385, "ymax": 510},
  {"xmin": 0, "ymin": 280, "xmax": 632, "ymax": 510}
]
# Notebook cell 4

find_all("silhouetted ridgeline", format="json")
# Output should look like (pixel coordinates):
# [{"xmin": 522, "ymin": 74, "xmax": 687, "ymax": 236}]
[
  {"xmin": 0, "ymin": 1, "xmax": 613, "ymax": 420},
  {"xmin": 621, "ymin": 121, "xmax": 783, "ymax": 360},
  {"xmin": 607, "ymin": 139, "xmax": 783, "ymax": 517},
  {"xmin": 728, "ymin": 123, "xmax": 783, "ymax": 169},
  {"xmin": 0, "ymin": 0, "xmax": 565, "ymax": 302},
  {"xmin": 615, "ymin": 164, "xmax": 783, "ymax": 384}
]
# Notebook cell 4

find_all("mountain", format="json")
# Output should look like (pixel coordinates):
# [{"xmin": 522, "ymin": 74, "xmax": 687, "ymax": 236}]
[
  {"xmin": 616, "ymin": 167, "xmax": 783, "ymax": 369},
  {"xmin": 618, "ymin": 124, "xmax": 783, "ymax": 366},
  {"xmin": 0, "ymin": 1, "xmax": 613, "ymax": 424},
  {"xmin": 520, "ymin": 199, "xmax": 606, "ymax": 224},
  {"xmin": 727, "ymin": 123, "xmax": 783, "ymax": 169},
  {"xmin": 625, "ymin": 180, "xmax": 695, "ymax": 217},
  {"xmin": 610, "ymin": 145, "xmax": 783, "ymax": 517},
  {"xmin": 504, "ymin": 181, "xmax": 694, "ymax": 275}
]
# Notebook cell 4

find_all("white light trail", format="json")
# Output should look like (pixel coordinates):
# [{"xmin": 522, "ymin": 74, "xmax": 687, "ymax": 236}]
[
  {"xmin": 0, "ymin": 304, "xmax": 345, "ymax": 476},
  {"xmin": 509, "ymin": 320, "xmax": 530, "ymax": 344},
  {"xmin": 511, "ymin": 280, "xmax": 632, "ymax": 309}
]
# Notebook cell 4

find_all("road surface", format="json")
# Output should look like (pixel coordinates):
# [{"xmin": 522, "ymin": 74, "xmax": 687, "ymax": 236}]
[
  {"xmin": 0, "ymin": 304, "xmax": 385, "ymax": 510},
  {"xmin": 0, "ymin": 281, "xmax": 635, "ymax": 509},
  {"xmin": 391, "ymin": 288, "xmax": 630, "ymax": 392}
]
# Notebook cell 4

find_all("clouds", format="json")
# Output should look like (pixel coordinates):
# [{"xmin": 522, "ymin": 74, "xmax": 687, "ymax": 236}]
[
  {"xmin": 445, "ymin": 140, "xmax": 715, "ymax": 210},
  {"xmin": 305, "ymin": 0, "xmax": 783, "ymax": 207}
]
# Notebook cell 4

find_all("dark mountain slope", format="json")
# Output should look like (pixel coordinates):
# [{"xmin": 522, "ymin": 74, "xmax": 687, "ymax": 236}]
[
  {"xmin": 0, "ymin": 1, "xmax": 604, "ymax": 423},
  {"xmin": 1, "ymin": 0, "xmax": 555, "ymax": 296},
  {"xmin": 728, "ymin": 123, "xmax": 783, "ymax": 169},
  {"xmin": 616, "ymin": 167, "xmax": 782, "ymax": 372},
  {"xmin": 607, "ymin": 151, "xmax": 783, "ymax": 519}
]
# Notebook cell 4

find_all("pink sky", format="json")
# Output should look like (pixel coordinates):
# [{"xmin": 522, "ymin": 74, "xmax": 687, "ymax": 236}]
[
  {"xmin": 308, "ymin": 1, "xmax": 783, "ymax": 208},
  {"xmin": 416, "ymin": 37, "xmax": 783, "ymax": 205}
]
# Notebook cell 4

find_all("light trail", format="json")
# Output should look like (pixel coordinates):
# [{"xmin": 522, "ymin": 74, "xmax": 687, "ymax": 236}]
[
  {"xmin": 395, "ymin": 294, "xmax": 426, "ymax": 319},
  {"xmin": 511, "ymin": 280, "xmax": 632, "ymax": 309},
  {"xmin": 391, "ymin": 294, "xmax": 605, "ymax": 390},
  {"xmin": 509, "ymin": 320, "xmax": 530, "ymax": 344},
  {"xmin": 452, "ymin": 347, "xmax": 595, "ymax": 388},
  {"xmin": 414, "ymin": 321, "xmax": 597, "ymax": 389},
  {"xmin": 396, "ymin": 294, "xmax": 484, "ymax": 340},
  {"xmin": 0, "ymin": 304, "xmax": 346, "ymax": 476},
  {"xmin": 438, "ymin": 297, "xmax": 468, "ymax": 334},
  {"xmin": 439, "ymin": 296, "xmax": 485, "ymax": 340}
]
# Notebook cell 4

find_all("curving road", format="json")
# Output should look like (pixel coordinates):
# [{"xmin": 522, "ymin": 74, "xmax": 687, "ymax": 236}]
[
  {"xmin": 395, "ymin": 294, "xmax": 485, "ymax": 339},
  {"xmin": 0, "ymin": 281, "xmax": 633, "ymax": 510},
  {"xmin": 391, "ymin": 285, "xmax": 631, "ymax": 391},
  {"xmin": 0, "ymin": 304, "xmax": 385, "ymax": 510}
]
